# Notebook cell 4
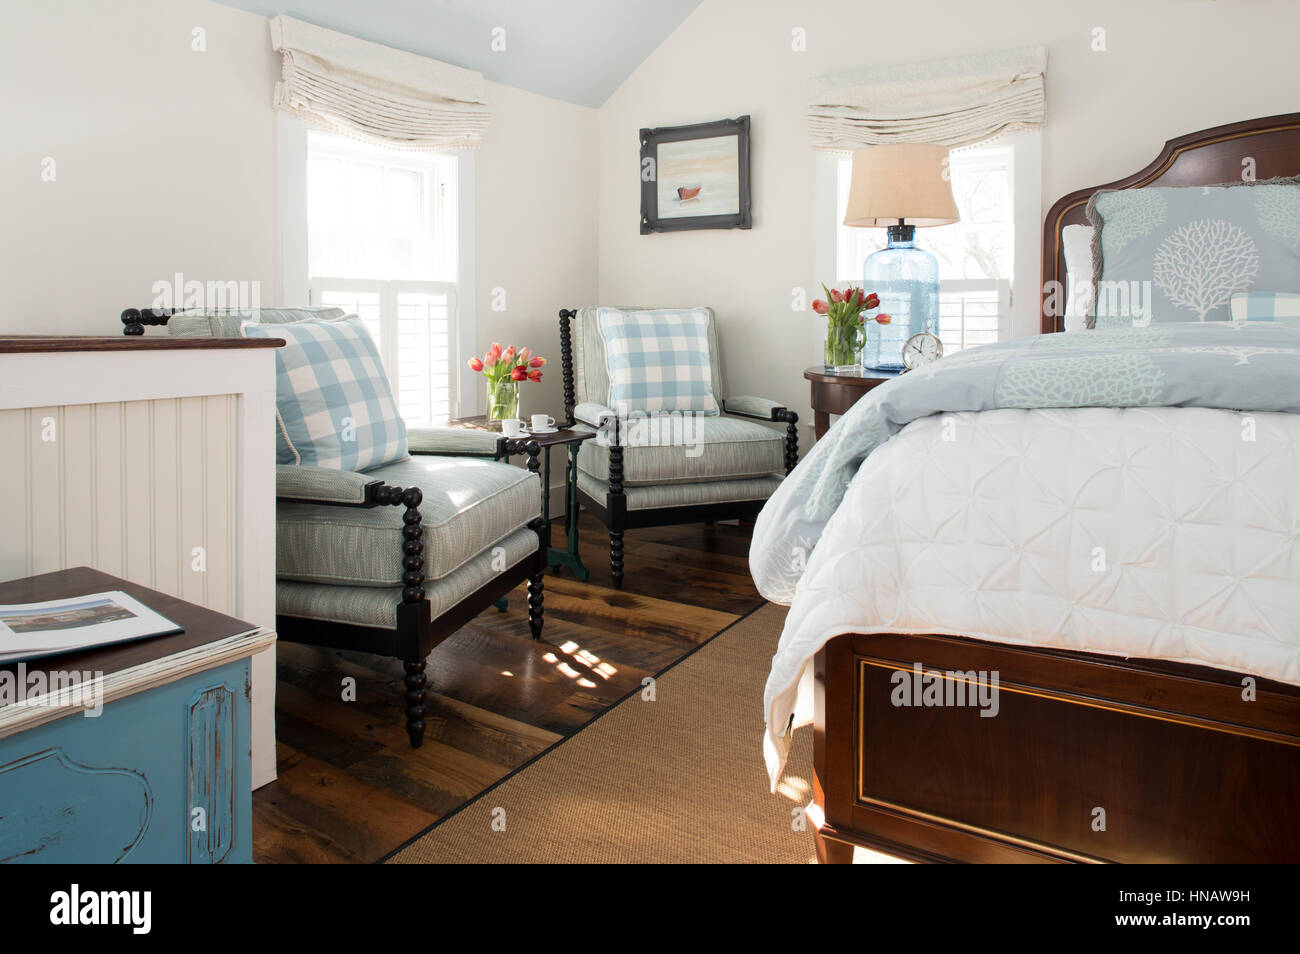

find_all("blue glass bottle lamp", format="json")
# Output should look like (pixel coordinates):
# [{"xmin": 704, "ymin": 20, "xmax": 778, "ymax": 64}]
[{"xmin": 842, "ymin": 144, "xmax": 959, "ymax": 372}]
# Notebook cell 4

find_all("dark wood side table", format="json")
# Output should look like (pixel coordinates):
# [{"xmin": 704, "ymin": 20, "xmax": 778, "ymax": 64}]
[
  {"xmin": 448, "ymin": 416, "xmax": 597, "ymax": 580},
  {"xmin": 803, "ymin": 366, "xmax": 901, "ymax": 440}
]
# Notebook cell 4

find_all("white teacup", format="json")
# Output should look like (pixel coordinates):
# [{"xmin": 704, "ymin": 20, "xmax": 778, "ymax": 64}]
[
  {"xmin": 531, "ymin": 414, "xmax": 556, "ymax": 431},
  {"xmin": 501, "ymin": 419, "xmax": 526, "ymax": 437}
]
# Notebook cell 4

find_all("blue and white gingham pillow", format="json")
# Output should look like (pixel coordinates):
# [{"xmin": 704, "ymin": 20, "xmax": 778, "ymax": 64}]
[
  {"xmin": 597, "ymin": 307, "xmax": 719, "ymax": 415},
  {"xmin": 1230, "ymin": 292, "xmax": 1300, "ymax": 323},
  {"xmin": 242, "ymin": 317, "xmax": 407, "ymax": 471}
]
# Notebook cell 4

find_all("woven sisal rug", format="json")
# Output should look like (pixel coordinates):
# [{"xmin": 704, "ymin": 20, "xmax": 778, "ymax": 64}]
[{"xmin": 388, "ymin": 602, "xmax": 837, "ymax": 864}]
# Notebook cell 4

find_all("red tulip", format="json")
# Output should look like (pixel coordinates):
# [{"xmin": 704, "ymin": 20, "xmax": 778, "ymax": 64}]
[
  {"xmin": 874, "ymin": 313, "xmax": 892, "ymax": 324},
  {"xmin": 529, "ymin": 356, "xmax": 547, "ymax": 368},
  {"xmin": 467, "ymin": 356, "xmax": 484, "ymax": 372},
  {"xmin": 527, "ymin": 369, "xmax": 543, "ymax": 382},
  {"xmin": 830, "ymin": 288, "xmax": 844, "ymax": 303},
  {"xmin": 812, "ymin": 299, "xmax": 829, "ymax": 315},
  {"xmin": 510, "ymin": 365, "xmax": 527, "ymax": 381},
  {"xmin": 863, "ymin": 292, "xmax": 880, "ymax": 310}
]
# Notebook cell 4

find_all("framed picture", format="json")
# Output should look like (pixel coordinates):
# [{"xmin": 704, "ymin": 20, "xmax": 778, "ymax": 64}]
[{"xmin": 640, "ymin": 115, "xmax": 751, "ymax": 233}]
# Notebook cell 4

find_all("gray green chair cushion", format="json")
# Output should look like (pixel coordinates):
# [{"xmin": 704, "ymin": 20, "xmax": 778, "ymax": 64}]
[
  {"xmin": 576, "ymin": 471, "xmax": 782, "ymax": 511},
  {"xmin": 277, "ymin": 464, "xmax": 372, "ymax": 504},
  {"xmin": 406, "ymin": 425, "xmax": 502, "ymax": 456},
  {"xmin": 277, "ymin": 456, "xmax": 540, "ymax": 586},
  {"xmin": 167, "ymin": 306, "xmax": 347, "ymax": 338},
  {"xmin": 722, "ymin": 395, "xmax": 783, "ymax": 418},
  {"xmin": 275, "ymin": 525, "xmax": 540, "ymax": 628},
  {"xmin": 575, "ymin": 415, "xmax": 784, "ymax": 486}
]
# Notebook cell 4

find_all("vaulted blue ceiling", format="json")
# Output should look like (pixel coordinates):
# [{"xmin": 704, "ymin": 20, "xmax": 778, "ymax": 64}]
[{"xmin": 211, "ymin": 0, "xmax": 702, "ymax": 107}]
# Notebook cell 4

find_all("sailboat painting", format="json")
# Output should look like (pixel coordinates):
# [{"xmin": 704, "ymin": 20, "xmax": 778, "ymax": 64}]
[
  {"xmin": 656, "ymin": 134, "xmax": 741, "ymax": 219},
  {"xmin": 640, "ymin": 115, "xmax": 751, "ymax": 233}
]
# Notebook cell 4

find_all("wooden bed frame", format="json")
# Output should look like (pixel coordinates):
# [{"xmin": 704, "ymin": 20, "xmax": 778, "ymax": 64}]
[{"xmin": 811, "ymin": 112, "xmax": 1300, "ymax": 864}]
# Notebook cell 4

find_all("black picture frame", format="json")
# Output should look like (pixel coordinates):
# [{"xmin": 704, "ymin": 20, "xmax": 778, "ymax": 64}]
[{"xmin": 639, "ymin": 115, "xmax": 751, "ymax": 233}]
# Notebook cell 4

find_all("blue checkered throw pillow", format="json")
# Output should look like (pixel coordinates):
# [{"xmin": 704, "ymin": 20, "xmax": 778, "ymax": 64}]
[
  {"xmin": 597, "ymin": 307, "xmax": 719, "ymax": 415},
  {"xmin": 242, "ymin": 316, "xmax": 407, "ymax": 471},
  {"xmin": 1230, "ymin": 292, "xmax": 1300, "ymax": 322}
]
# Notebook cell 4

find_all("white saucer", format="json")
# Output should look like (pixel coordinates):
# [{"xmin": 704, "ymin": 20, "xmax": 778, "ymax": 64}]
[
  {"xmin": 502, "ymin": 429, "xmax": 531, "ymax": 439},
  {"xmin": 530, "ymin": 426, "xmax": 559, "ymax": 434}
]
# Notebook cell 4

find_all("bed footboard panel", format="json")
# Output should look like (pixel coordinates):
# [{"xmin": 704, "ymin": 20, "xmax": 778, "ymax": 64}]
[{"xmin": 813, "ymin": 632, "xmax": 1300, "ymax": 864}]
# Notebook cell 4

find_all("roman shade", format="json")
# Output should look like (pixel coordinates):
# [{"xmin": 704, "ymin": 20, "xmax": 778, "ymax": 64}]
[
  {"xmin": 807, "ymin": 46, "xmax": 1046, "ymax": 150},
  {"xmin": 269, "ymin": 15, "xmax": 491, "ymax": 150}
]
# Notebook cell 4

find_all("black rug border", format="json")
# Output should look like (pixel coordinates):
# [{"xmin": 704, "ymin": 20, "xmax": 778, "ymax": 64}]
[{"xmin": 375, "ymin": 598, "xmax": 776, "ymax": 864}]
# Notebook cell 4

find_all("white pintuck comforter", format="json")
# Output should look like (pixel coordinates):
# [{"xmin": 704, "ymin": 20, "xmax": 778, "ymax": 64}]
[{"xmin": 761, "ymin": 405, "xmax": 1300, "ymax": 787}]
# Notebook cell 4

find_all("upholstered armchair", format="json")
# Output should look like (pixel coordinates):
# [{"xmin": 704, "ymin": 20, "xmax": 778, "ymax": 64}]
[
  {"xmin": 121, "ymin": 306, "xmax": 548, "ymax": 748},
  {"xmin": 558, "ymin": 306, "xmax": 798, "ymax": 588}
]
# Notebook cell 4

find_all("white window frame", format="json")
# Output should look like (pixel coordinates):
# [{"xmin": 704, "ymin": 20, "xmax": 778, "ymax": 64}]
[
  {"xmin": 276, "ymin": 115, "xmax": 477, "ymax": 418},
  {"xmin": 813, "ymin": 129, "xmax": 1041, "ymax": 361}
]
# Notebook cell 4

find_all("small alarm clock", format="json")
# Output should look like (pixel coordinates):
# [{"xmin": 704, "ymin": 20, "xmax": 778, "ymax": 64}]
[{"xmin": 901, "ymin": 331, "xmax": 943, "ymax": 371}]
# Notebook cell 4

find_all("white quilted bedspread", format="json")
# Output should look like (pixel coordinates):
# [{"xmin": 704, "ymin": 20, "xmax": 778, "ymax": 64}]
[{"xmin": 762, "ymin": 405, "xmax": 1300, "ymax": 787}]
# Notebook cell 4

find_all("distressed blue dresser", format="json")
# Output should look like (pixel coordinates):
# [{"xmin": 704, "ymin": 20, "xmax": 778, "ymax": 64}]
[{"xmin": 0, "ymin": 568, "xmax": 274, "ymax": 864}]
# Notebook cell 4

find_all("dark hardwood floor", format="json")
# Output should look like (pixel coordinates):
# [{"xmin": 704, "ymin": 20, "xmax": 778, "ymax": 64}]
[{"xmin": 252, "ymin": 514, "xmax": 763, "ymax": 863}]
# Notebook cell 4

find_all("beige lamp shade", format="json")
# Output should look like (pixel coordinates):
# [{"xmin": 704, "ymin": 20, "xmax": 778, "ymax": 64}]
[{"xmin": 842, "ymin": 143, "xmax": 959, "ymax": 228}]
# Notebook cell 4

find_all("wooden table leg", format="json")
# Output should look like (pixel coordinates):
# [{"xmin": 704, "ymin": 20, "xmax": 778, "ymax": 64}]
[
  {"xmin": 814, "ymin": 411, "xmax": 830, "ymax": 440},
  {"xmin": 547, "ymin": 441, "xmax": 589, "ymax": 580}
]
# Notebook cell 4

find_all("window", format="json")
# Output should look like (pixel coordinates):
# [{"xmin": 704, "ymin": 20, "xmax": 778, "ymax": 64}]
[
  {"xmin": 835, "ymin": 141, "xmax": 1015, "ymax": 352},
  {"xmin": 307, "ymin": 132, "xmax": 459, "ymax": 426}
]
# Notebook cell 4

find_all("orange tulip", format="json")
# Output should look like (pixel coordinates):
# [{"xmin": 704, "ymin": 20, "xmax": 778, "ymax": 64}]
[{"xmin": 874, "ymin": 313, "xmax": 893, "ymax": 324}]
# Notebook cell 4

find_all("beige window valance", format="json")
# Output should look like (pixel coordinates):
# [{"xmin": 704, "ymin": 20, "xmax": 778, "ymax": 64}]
[
  {"xmin": 269, "ymin": 15, "xmax": 491, "ymax": 150},
  {"xmin": 807, "ymin": 45, "xmax": 1046, "ymax": 151}
]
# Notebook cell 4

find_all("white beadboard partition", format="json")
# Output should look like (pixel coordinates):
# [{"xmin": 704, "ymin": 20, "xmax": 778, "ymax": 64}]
[{"xmin": 0, "ymin": 344, "xmax": 279, "ymax": 788}]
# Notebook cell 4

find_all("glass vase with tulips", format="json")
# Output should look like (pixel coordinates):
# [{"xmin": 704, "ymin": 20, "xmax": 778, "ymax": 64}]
[
  {"xmin": 467, "ymin": 343, "xmax": 547, "ymax": 425},
  {"xmin": 813, "ymin": 285, "xmax": 888, "ymax": 373}
]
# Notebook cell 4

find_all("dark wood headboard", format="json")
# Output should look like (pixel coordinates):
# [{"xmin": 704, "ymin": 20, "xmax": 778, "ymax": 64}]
[{"xmin": 1040, "ymin": 112, "xmax": 1300, "ymax": 333}]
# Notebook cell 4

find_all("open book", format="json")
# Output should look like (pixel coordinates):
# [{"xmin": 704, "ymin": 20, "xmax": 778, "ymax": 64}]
[{"xmin": 0, "ymin": 591, "xmax": 183, "ymax": 663}]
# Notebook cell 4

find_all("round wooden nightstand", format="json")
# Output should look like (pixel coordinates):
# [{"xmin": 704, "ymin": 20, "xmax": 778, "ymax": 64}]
[{"xmin": 803, "ymin": 366, "xmax": 901, "ymax": 439}]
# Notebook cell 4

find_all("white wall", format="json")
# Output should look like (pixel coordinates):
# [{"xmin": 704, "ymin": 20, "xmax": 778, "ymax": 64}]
[
  {"xmin": 0, "ymin": 0, "xmax": 280, "ymax": 335},
  {"xmin": 596, "ymin": 0, "xmax": 1300, "ymax": 426},
  {"xmin": 475, "ymin": 82, "xmax": 598, "ymax": 423}
]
